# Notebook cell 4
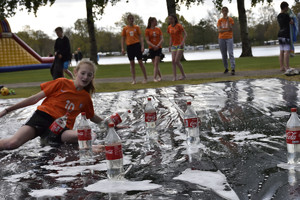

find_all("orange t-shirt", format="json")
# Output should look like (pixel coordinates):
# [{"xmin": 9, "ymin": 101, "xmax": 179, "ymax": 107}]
[
  {"xmin": 145, "ymin": 27, "xmax": 162, "ymax": 49},
  {"xmin": 167, "ymin": 23, "xmax": 184, "ymax": 46},
  {"xmin": 37, "ymin": 78, "xmax": 94, "ymax": 129},
  {"xmin": 217, "ymin": 17, "xmax": 234, "ymax": 39},
  {"xmin": 122, "ymin": 25, "xmax": 141, "ymax": 46}
]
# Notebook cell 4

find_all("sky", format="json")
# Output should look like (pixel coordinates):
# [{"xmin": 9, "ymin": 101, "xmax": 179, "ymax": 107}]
[{"xmin": 6, "ymin": 0, "xmax": 287, "ymax": 39}]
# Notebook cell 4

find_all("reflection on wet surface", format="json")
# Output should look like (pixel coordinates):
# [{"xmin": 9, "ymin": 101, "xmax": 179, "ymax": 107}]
[{"xmin": 0, "ymin": 78, "xmax": 300, "ymax": 199}]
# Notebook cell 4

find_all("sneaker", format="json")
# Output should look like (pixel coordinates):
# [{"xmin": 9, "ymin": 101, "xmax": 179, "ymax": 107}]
[
  {"xmin": 224, "ymin": 69, "xmax": 229, "ymax": 74},
  {"xmin": 231, "ymin": 70, "xmax": 235, "ymax": 75}
]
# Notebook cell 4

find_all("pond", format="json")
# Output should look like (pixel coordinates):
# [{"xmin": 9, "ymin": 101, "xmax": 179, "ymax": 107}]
[
  {"xmin": 79, "ymin": 45, "xmax": 300, "ymax": 65},
  {"xmin": 0, "ymin": 78, "xmax": 299, "ymax": 199}
]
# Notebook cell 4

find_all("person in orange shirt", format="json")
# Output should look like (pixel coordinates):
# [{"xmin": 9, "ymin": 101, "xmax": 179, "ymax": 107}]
[
  {"xmin": 145, "ymin": 17, "xmax": 163, "ymax": 82},
  {"xmin": 217, "ymin": 6, "xmax": 236, "ymax": 75},
  {"xmin": 121, "ymin": 14, "xmax": 148, "ymax": 84},
  {"xmin": 0, "ymin": 60, "xmax": 104, "ymax": 151},
  {"xmin": 167, "ymin": 14, "xmax": 187, "ymax": 81}
]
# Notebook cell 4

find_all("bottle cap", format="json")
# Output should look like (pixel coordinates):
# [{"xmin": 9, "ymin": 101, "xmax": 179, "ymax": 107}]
[
  {"xmin": 148, "ymin": 97, "xmax": 151, "ymax": 101},
  {"xmin": 108, "ymin": 123, "xmax": 115, "ymax": 128},
  {"xmin": 187, "ymin": 102, "xmax": 191, "ymax": 105},
  {"xmin": 81, "ymin": 112, "xmax": 86, "ymax": 116},
  {"xmin": 128, "ymin": 110, "xmax": 131, "ymax": 113},
  {"xmin": 291, "ymin": 108, "xmax": 297, "ymax": 112}
]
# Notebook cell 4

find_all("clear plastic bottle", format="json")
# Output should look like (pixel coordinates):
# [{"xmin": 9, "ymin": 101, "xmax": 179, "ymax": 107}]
[
  {"xmin": 105, "ymin": 123, "xmax": 124, "ymax": 180},
  {"xmin": 145, "ymin": 97, "xmax": 157, "ymax": 139},
  {"xmin": 77, "ymin": 112, "xmax": 93, "ymax": 161},
  {"xmin": 49, "ymin": 112, "xmax": 69, "ymax": 135},
  {"xmin": 105, "ymin": 110, "xmax": 131, "ymax": 126},
  {"xmin": 184, "ymin": 101, "xmax": 200, "ymax": 146},
  {"xmin": 286, "ymin": 108, "xmax": 300, "ymax": 164}
]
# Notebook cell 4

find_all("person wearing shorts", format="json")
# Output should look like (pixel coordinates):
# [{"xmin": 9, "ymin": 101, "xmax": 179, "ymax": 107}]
[
  {"xmin": 145, "ymin": 17, "xmax": 163, "ymax": 82},
  {"xmin": 121, "ymin": 14, "xmax": 148, "ymax": 84},
  {"xmin": 167, "ymin": 14, "xmax": 187, "ymax": 81},
  {"xmin": 0, "ymin": 61, "xmax": 104, "ymax": 151},
  {"xmin": 277, "ymin": 2, "xmax": 293, "ymax": 71},
  {"xmin": 54, "ymin": 27, "xmax": 74, "ymax": 79}
]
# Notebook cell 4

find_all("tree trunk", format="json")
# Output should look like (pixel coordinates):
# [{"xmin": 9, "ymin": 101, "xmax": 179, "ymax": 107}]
[
  {"xmin": 165, "ymin": 0, "xmax": 186, "ymax": 61},
  {"xmin": 85, "ymin": 0, "xmax": 98, "ymax": 64},
  {"xmin": 237, "ymin": 0, "xmax": 253, "ymax": 57},
  {"xmin": 166, "ymin": 0, "xmax": 176, "ymax": 15}
]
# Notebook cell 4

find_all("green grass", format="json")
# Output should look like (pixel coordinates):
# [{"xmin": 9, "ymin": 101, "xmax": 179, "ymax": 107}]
[{"xmin": 1, "ymin": 55, "xmax": 300, "ymax": 98}]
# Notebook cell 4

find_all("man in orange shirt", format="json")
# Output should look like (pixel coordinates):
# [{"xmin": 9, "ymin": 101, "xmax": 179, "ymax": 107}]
[
  {"xmin": 121, "ymin": 14, "xmax": 148, "ymax": 84},
  {"xmin": 217, "ymin": 7, "xmax": 236, "ymax": 75}
]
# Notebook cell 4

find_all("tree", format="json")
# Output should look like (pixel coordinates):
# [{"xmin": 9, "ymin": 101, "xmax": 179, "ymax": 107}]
[
  {"xmin": 0, "ymin": 0, "xmax": 122, "ymax": 64},
  {"xmin": 115, "ymin": 12, "xmax": 145, "ymax": 30}
]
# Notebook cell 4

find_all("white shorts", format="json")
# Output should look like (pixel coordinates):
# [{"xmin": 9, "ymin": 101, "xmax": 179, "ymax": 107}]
[{"xmin": 280, "ymin": 44, "xmax": 290, "ymax": 51}]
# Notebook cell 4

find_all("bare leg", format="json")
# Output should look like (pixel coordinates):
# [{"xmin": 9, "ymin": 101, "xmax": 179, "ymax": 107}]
[
  {"xmin": 138, "ymin": 59, "xmax": 148, "ymax": 84},
  {"xmin": 175, "ymin": 50, "xmax": 186, "ymax": 80},
  {"xmin": 279, "ymin": 50, "xmax": 285, "ymax": 71},
  {"xmin": 130, "ymin": 60, "xmax": 136, "ymax": 84},
  {"xmin": 152, "ymin": 58, "xmax": 158, "ymax": 81},
  {"xmin": 0, "ymin": 125, "xmax": 36, "ymax": 150},
  {"xmin": 61, "ymin": 130, "xmax": 78, "ymax": 143},
  {"xmin": 284, "ymin": 50, "xmax": 290, "ymax": 70},
  {"xmin": 64, "ymin": 69, "xmax": 74, "ymax": 79},
  {"xmin": 171, "ymin": 51, "xmax": 177, "ymax": 81},
  {"xmin": 155, "ymin": 56, "xmax": 162, "ymax": 81}
]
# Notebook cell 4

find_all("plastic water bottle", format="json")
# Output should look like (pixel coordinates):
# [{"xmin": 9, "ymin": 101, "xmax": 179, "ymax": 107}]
[
  {"xmin": 286, "ymin": 108, "xmax": 300, "ymax": 164},
  {"xmin": 105, "ymin": 123, "xmax": 124, "ymax": 180},
  {"xmin": 184, "ymin": 101, "xmax": 200, "ymax": 146},
  {"xmin": 77, "ymin": 112, "xmax": 93, "ymax": 161},
  {"xmin": 105, "ymin": 110, "xmax": 131, "ymax": 126},
  {"xmin": 49, "ymin": 112, "xmax": 69, "ymax": 134},
  {"xmin": 145, "ymin": 97, "xmax": 157, "ymax": 139}
]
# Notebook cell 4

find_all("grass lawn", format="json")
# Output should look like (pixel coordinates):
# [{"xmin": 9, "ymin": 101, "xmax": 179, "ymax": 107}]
[{"xmin": 1, "ymin": 55, "xmax": 300, "ymax": 98}]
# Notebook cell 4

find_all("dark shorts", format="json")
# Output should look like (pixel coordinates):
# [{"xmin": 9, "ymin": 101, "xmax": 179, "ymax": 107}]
[
  {"xmin": 127, "ymin": 43, "xmax": 143, "ymax": 61},
  {"xmin": 25, "ymin": 110, "xmax": 67, "ymax": 144},
  {"xmin": 149, "ymin": 48, "xmax": 162, "ymax": 59}
]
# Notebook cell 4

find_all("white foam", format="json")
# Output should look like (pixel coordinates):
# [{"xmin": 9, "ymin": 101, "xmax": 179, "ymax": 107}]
[
  {"xmin": 84, "ymin": 179, "xmax": 162, "ymax": 193},
  {"xmin": 173, "ymin": 168, "xmax": 239, "ymax": 200},
  {"xmin": 29, "ymin": 187, "xmax": 70, "ymax": 198}
]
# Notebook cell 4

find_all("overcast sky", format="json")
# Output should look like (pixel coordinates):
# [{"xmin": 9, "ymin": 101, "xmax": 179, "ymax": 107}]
[{"xmin": 6, "ymin": 0, "xmax": 286, "ymax": 39}]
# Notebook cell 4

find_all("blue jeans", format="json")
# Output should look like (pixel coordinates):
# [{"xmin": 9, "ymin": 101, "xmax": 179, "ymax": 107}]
[{"xmin": 219, "ymin": 38, "xmax": 235, "ymax": 70}]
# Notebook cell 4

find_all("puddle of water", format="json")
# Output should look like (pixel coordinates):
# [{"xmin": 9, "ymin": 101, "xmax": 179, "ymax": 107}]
[{"xmin": 0, "ymin": 78, "xmax": 300, "ymax": 199}]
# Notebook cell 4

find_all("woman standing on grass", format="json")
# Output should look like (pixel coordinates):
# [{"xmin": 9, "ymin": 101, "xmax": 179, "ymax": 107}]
[
  {"xmin": 121, "ymin": 14, "xmax": 148, "ymax": 84},
  {"xmin": 0, "ymin": 60, "xmax": 103, "ymax": 151},
  {"xmin": 167, "ymin": 14, "xmax": 187, "ymax": 81},
  {"xmin": 145, "ymin": 17, "xmax": 163, "ymax": 82}
]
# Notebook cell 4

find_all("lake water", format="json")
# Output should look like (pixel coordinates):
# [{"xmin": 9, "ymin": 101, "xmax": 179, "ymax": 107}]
[
  {"xmin": 1, "ymin": 78, "xmax": 300, "ymax": 199},
  {"xmin": 80, "ymin": 45, "xmax": 300, "ymax": 65}
]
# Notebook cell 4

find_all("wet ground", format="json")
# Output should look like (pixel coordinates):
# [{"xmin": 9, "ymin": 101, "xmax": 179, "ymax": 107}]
[{"xmin": 0, "ymin": 78, "xmax": 299, "ymax": 199}]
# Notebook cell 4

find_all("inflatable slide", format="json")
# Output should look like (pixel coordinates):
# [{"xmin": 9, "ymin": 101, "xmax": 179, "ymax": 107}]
[{"xmin": 0, "ymin": 18, "xmax": 54, "ymax": 73}]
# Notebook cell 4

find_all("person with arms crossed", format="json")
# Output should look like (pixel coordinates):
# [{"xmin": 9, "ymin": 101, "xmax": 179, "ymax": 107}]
[{"xmin": 217, "ymin": 7, "xmax": 236, "ymax": 75}]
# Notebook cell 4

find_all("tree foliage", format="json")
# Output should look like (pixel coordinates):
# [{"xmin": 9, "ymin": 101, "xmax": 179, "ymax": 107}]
[{"xmin": 0, "ymin": 0, "xmax": 56, "ymax": 19}]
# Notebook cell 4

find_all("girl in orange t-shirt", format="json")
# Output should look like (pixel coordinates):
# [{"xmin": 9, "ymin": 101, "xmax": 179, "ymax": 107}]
[
  {"xmin": 145, "ymin": 17, "xmax": 163, "ymax": 82},
  {"xmin": 0, "ymin": 60, "xmax": 104, "ymax": 151},
  {"xmin": 121, "ymin": 14, "xmax": 148, "ymax": 85},
  {"xmin": 217, "ymin": 6, "xmax": 236, "ymax": 75},
  {"xmin": 167, "ymin": 14, "xmax": 187, "ymax": 81}
]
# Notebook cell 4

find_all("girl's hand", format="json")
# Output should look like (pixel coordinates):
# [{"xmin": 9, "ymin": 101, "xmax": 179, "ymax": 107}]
[{"xmin": 92, "ymin": 144, "xmax": 105, "ymax": 154}]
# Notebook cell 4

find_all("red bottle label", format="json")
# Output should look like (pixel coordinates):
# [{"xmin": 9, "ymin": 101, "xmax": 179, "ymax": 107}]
[
  {"xmin": 78, "ymin": 129, "xmax": 92, "ymax": 141},
  {"xmin": 286, "ymin": 130, "xmax": 300, "ymax": 144},
  {"xmin": 105, "ymin": 144, "xmax": 123, "ymax": 160},
  {"xmin": 49, "ymin": 121, "xmax": 64, "ymax": 135},
  {"xmin": 110, "ymin": 113, "xmax": 122, "ymax": 125},
  {"xmin": 184, "ymin": 118, "xmax": 198, "ymax": 128},
  {"xmin": 145, "ymin": 112, "xmax": 157, "ymax": 122}
]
